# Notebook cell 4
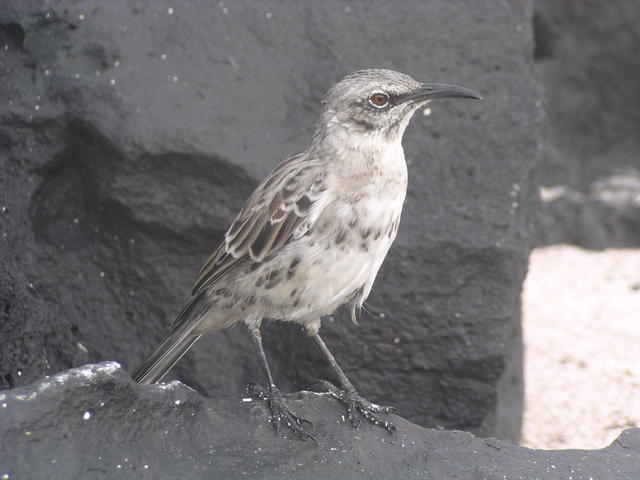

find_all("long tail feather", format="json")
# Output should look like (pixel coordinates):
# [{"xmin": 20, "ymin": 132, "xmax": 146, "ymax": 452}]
[
  {"xmin": 132, "ymin": 292, "xmax": 209, "ymax": 384},
  {"xmin": 131, "ymin": 327, "xmax": 202, "ymax": 384}
]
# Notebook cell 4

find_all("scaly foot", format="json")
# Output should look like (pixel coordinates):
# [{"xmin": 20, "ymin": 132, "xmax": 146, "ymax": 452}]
[
  {"xmin": 246, "ymin": 383, "xmax": 316, "ymax": 442},
  {"xmin": 310, "ymin": 379, "xmax": 396, "ymax": 433}
]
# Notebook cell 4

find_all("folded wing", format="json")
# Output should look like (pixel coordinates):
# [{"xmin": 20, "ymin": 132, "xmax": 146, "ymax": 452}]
[{"xmin": 189, "ymin": 152, "xmax": 328, "ymax": 301}]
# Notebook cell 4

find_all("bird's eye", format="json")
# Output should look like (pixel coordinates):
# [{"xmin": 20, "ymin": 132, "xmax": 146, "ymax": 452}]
[{"xmin": 369, "ymin": 92, "xmax": 389, "ymax": 108}]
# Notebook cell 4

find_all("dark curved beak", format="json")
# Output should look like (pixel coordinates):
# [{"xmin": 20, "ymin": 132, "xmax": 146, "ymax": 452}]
[{"xmin": 403, "ymin": 83, "xmax": 483, "ymax": 103}]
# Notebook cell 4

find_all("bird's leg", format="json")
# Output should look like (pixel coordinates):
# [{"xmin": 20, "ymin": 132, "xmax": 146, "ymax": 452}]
[
  {"xmin": 246, "ymin": 327, "xmax": 315, "ymax": 442},
  {"xmin": 310, "ymin": 333, "xmax": 396, "ymax": 433}
]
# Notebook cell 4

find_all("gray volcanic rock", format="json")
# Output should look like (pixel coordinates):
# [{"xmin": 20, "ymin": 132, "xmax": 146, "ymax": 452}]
[
  {"xmin": 0, "ymin": 0, "xmax": 542, "ymax": 442},
  {"xmin": 1, "ymin": 363, "xmax": 639, "ymax": 480},
  {"xmin": 534, "ymin": 0, "xmax": 640, "ymax": 248}
]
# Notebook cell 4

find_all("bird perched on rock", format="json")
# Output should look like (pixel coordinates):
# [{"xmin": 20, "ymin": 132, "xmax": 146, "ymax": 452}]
[{"xmin": 131, "ymin": 69, "xmax": 481, "ymax": 440}]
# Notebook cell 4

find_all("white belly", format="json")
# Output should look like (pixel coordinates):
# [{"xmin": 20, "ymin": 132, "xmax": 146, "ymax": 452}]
[{"xmin": 287, "ymin": 188, "xmax": 405, "ymax": 321}]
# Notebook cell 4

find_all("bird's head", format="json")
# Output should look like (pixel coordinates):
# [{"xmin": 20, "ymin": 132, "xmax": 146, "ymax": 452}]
[{"xmin": 318, "ymin": 69, "xmax": 482, "ymax": 148}]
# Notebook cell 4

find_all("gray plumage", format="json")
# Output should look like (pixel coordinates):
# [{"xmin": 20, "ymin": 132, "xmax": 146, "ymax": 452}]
[{"xmin": 131, "ymin": 69, "xmax": 481, "ymax": 437}]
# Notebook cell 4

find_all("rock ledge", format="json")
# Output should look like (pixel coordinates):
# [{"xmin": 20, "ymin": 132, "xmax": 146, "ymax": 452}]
[{"xmin": 1, "ymin": 363, "xmax": 638, "ymax": 479}]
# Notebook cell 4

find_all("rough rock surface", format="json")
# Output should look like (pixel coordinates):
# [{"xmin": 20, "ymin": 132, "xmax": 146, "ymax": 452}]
[
  {"xmin": 534, "ymin": 0, "xmax": 640, "ymax": 248},
  {"xmin": 0, "ymin": 0, "xmax": 542, "ymax": 442},
  {"xmin": 1, "ymin": 363, "xmax": 639, "ymax": 480}
]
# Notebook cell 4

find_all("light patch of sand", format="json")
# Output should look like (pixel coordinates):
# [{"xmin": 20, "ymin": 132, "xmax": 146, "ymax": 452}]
[{"xmin": 522, "ymin": 245, "xmax": 640, "ymax": 449}]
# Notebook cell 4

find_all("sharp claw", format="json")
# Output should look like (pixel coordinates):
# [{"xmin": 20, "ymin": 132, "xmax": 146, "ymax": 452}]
[
  {"xmin": 248, "ymin": 383, "xmax": 315, "ymax": 441},
  {"xmin": 311, "ymin": 379, "xmax": 395, "ymax": 434},
  {"xmin": 284, "ymin": 415, "xmax": 317, "ymax": 443},
  {"xmin": 299, "ymin": 417, "xmax": 314, "ymax": 427}
]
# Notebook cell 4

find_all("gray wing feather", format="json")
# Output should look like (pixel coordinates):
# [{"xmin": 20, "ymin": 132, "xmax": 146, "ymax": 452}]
[{"xmin": 190, "ymin": 152, "xmax": 327, "ymax": 298}]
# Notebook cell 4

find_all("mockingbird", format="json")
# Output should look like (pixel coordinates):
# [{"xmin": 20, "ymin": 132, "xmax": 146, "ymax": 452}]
[{"xmin": 131, "ymin": 69, "xmax": 481, "ymax": 440}]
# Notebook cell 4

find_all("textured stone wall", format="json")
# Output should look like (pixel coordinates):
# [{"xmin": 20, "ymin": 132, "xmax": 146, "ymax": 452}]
[{"xmin": 534, "ymin": 0, "xmax": 640, "ymax": 248}]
